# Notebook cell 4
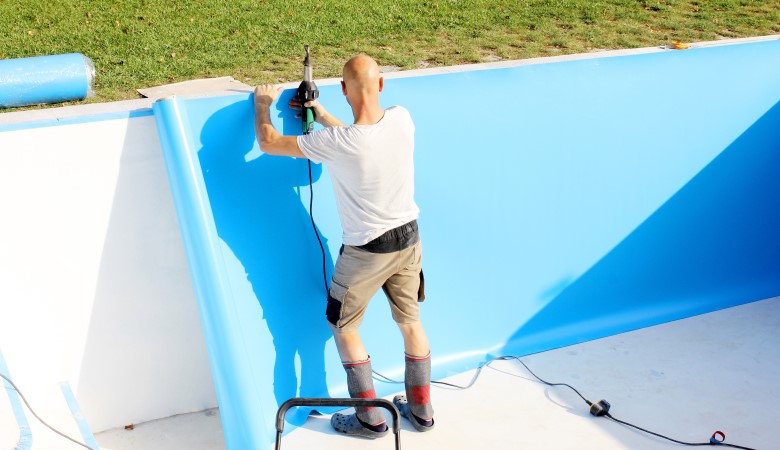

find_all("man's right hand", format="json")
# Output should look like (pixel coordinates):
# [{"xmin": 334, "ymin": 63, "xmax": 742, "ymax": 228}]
[
  {"xmin": 288, "ymin": 97, "xmax": 345, "ymax": 128},
  {"xmin": 288, "ymin": 97, "xmax": 323, "ymax": 118}
]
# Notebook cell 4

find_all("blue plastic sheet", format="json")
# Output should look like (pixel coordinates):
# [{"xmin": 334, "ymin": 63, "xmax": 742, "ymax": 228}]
[
  {"xmin": 0, "ymin": 53, "xmax": 94, "ymax": 108},
  {"xmin": 153, "ymin": 40, "xmax": 780, "ymax": 449}
]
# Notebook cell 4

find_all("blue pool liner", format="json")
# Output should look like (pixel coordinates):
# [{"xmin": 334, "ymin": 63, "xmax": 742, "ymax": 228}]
[{"xmin": 153, "ymin": 40, "xmax": 780, "ymax": 449}]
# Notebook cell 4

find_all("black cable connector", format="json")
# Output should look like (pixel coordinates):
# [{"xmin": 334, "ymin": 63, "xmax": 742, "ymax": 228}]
[{"xmin": 589, "ymin": 399, "xmax": 611, "ymax": 417}]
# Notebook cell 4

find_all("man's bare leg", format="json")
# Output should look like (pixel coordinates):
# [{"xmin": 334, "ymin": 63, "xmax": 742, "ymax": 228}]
[
  {"xmin": 333, "ymin": 330, "xmax": 368, "ymax": 362},
  {"xmin": 397, "ymin": 322, "xmax": 430, "ymax": 356}
]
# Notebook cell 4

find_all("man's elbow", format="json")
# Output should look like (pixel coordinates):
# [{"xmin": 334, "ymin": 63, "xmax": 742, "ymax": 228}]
[
  {"xmin": 258, "ymin": 127, "xmax": 284, "ymax": 155},
  {"xmin": 258, "ymin": 137, "xmax": 279, "ymax": 155},
  {"xmin": 259, "ymin": 135, "xmax": 303, "ymax": 158}
]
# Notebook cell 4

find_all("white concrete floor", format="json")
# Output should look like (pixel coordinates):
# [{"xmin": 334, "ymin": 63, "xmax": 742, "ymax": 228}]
[{"xmin": 83, "ymin": 297, "xmax": 780, "ymax": 449}]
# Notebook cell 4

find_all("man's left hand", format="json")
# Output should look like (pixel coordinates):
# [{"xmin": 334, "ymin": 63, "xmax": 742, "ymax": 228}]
[{"xmin": 254, "ymin": 84, "xmax": 281, "ymax": 108}]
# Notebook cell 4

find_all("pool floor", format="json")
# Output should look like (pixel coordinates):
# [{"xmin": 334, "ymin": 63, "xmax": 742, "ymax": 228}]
[{"xmin": 94, "ymin": 296, "xmax": 778, "ymax": 450}]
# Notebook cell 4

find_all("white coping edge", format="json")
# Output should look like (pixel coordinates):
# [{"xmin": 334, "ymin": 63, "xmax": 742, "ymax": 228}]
[{"xmin": 1, "ymin": 34, "xmax": 777, "ymax": 128}]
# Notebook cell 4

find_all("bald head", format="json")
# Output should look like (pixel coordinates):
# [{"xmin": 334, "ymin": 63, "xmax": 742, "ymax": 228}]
[
  {"xmin": 340, "ymin": 54, "xmax": 385, "ymax": 124},
  {"xmin": 342, "ymin": 54, "xmax": 382, "ymax": 94}
]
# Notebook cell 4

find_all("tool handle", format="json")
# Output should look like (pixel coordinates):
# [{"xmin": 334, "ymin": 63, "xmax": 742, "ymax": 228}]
[{"xmin": 302, "ymin": 106, "xmax": 315, "ymax": 134}]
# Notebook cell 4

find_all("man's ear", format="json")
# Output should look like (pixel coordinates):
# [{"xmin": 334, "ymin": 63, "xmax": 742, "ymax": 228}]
[
  {"xmin": 378, "ymin": 77, "xmax": 384, "ymax": 92},
  {"xmin": 341, "ymin": 80, "xmax": 347, "ymax": 96}
]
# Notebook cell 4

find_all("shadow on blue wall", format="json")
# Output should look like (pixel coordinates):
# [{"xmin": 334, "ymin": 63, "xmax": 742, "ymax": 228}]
[
  {"xmin": 196, "ymin": 99, "xmax": 335, "ymax": 407},
  {"xmin": 503, "ymin": 101, "xmax": 780, "ymax": 355}
]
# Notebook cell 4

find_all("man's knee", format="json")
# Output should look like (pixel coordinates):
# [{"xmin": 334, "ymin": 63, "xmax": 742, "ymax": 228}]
[
  {"xmin": 397, "ymin": 321, "xmax": 424, "ymax": 336},
  {"xmin": 333, "ymin": 330, "xmax": 359, "ymax": 346},
  {"xmin": 397, "ymin": 321, "xmax": 429, "ymax": 355}
]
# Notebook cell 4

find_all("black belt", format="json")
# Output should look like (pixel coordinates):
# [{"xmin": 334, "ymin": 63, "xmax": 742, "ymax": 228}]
[{"xmin": 357, "ymin": 220, "xmax": 419, "ymax": 254}]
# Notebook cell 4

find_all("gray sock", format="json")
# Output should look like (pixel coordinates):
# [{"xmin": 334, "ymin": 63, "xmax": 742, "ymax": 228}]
[
  {"xmin": 342, "ymin": 357, "xmax": 386, "ymax": 427},
  {"xmin": 405, "ymin": 353, "xmax": 434, "ymax": 422}
]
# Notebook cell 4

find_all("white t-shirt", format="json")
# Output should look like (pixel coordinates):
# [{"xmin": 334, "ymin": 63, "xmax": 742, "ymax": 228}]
[{"xmin": 297, "ymin": 106, "xmax": 420, "ymax": 246}]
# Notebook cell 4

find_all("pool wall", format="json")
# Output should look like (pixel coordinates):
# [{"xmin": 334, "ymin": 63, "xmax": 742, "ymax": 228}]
[
  {"xmin": 0, "ymin": 110, "xmax": 217, "ymax": 440},
  {"xmin": 0, "ymin": 36, "xmax": 778, "ymax": 448},
  {"xmin": 153, "ymin": 39, "xmax": 780, "ymax": 449}
]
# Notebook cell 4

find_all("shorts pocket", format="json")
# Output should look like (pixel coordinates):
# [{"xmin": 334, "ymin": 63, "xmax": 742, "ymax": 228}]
[
  {"xmin": 418, "ymin": 268, "xmax": 426, "ymax": 302},
  {"xmin": 326, "ymin": 280, "xmax": 348, "ymax": 326}
]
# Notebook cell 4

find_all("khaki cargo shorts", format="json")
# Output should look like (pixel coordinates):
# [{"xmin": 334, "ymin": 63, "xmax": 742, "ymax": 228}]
[{"xmin": 326, "ymin": 241, "xmax": 425, "ymax": 333}]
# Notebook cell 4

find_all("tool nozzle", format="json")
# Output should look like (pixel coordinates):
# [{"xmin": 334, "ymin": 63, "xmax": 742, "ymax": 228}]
[{"xmin": 303, "ymin": 44, "xmax": 312, "ymax": 81}]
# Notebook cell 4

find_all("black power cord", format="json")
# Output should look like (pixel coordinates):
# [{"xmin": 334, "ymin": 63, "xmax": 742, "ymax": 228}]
[
  {"xmin": 508, "ymin": 357, "xmax": 754, "ymax": 449},
  {"xmin": 373, "ymin": 356, "xmax": 755, "ymax": 450},
  {"xmin": 0, "ymin": 372, "xmax": 96, "ymax": 450},
  {"xmin": 307, "ymin": 159, "xmax": 329, "ymax": 296}
]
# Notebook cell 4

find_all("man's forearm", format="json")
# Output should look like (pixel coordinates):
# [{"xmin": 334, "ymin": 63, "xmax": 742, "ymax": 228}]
[
  {"xmin": 253, "ymin": 84, "xmax": 306, "ymax": 158},
  {"xmin": 254, "ymin": 103, "xmax": 280, "ymax": 146},
  {"xmin": 254, "ymin": 100, "xmax": 306, "ymax": 158},
  {"xmin": 316, "ymin": 109, "xmax": 346, "ymax": 128}
]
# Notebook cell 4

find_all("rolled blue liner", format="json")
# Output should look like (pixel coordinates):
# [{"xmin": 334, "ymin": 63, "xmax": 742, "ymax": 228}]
[
  {"xmin": 0, "ymin": 53, "xmax": 95, "ymax": 108},
  {"xmin": 153, "ymin": 96, "xmax": 276, "ymax": 449}
]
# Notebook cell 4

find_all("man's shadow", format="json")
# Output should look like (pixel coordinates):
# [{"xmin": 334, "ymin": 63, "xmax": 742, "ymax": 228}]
[{"xmin": 197, "ymin": 97, "xmax": 334, "ymax": 408}]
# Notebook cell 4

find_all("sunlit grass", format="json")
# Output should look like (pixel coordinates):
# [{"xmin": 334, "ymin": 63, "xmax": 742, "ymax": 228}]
[{"xmin": 1, "ymin": 0, "xmax": 778, "ymax": 106}]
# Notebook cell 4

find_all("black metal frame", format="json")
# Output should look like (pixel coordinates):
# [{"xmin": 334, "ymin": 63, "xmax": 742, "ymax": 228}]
[{"xmin": 275, "ymin": 397, "xmax": 402, "ymax": 450}]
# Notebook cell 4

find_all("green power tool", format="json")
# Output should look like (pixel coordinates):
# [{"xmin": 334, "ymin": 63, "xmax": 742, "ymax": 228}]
[{"xmin": 297, "ymin": 45, "xmax": 319, "ymax": 135}]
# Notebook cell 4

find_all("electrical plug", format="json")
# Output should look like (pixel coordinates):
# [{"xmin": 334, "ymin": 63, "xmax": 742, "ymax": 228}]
[{"xmin": 589, "ymin": 399, "xmax": 611, "ymax": 417}]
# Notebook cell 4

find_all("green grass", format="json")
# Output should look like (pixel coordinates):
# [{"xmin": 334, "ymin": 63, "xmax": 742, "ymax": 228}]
[{"xmin": 1, "ymin": 0, "xmax": 779, "ymax": 107}]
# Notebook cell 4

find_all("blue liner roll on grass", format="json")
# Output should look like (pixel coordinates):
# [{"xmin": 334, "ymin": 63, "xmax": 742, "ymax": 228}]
[{"xmin": 0, "ymin": 53, "xmax": 95, "ymax": 108}]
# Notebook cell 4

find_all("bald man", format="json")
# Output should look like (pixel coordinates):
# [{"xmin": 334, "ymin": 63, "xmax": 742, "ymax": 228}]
[{"xmin": 254, "ymin": 54, "xmax": 435, "ymax": 438}]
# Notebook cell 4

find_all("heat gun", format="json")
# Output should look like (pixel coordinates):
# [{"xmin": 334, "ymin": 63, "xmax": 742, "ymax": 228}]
[{"xmin": 297, "ymin": 45, "xmax": 319, "ymax": 134}]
